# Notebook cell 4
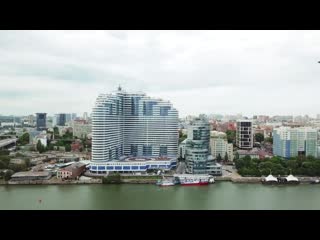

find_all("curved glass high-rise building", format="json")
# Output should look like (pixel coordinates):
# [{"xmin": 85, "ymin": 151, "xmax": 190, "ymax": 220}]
[{"xmin": 91, "ymin": 87, "xmax": 178, "ymax": 171}]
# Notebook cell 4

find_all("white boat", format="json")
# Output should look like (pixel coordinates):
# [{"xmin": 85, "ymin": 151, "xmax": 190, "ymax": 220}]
[
  {"xmin": 174, "ymin": 174, "xmax": 214, "ymax": 186},
  {"xmin": 157, "ymin": 180, "xmax": 175, "ymax": 186}
]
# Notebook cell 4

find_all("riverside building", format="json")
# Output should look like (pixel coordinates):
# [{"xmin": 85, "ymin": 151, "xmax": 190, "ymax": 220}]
[
  {"xmin": 273, "ymin": 126, "xmax": 318, "ymax": 158},
  {"xmin": 90, "ymin": 87, "xmax": 179, "ymax": 174},
  {"xmin": 184, "ymin": 117, "xmax": 222, "ymax": 175}
]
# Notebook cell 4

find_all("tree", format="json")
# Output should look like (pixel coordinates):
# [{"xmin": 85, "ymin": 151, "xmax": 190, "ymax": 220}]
[
  {"xmin": 0, "ymin": 150, "xmax": 9, "ymax": 156},
  {"xmin": 4, "ymin": 170, "xmax": 14, "ymax": 181},
  {"xmin": 103, "ymin": 173, "xmax": 121, "ymax": 184},
  {"xmin": 65, "ymin": 144, "xmax": 71, "ymax": 152},
  {"xmin": 216, "ymin": 154, "xmax": 222, "ymax": 162},
  {"xmin": 0, "ymin": 161, "xmax": 6, "ymax": 169},
  {"xmin": 18, "ymin": 132, "xmax": 30, "ymax": 145},
  {"xmin": 226, "ymin": 130, "xmax": 236, "ymax": 144},
  {"xmin": 47, "ymin": 143, "xmax": 54, "ymax": 151},
  {"xmin": 224, "ymin": 152, "xmax": 228, "ymax": 162},
  {"xmin": 255, "ymin": 133, "xmax": 264, "ymax": 143},
  {"xmin": 25, "ymin": 158, "xmax": 30, "ymax": 167},
  {"xmin": 179, "ymin": 130, "xmax": 187, "ymax": 144},
  {"xmin": 0, "ymin": 155, "xmax": 10, "ymax": 167},
  {"xmin": 36, "ymin": 140, "xmax": 45, "ymax": 153},
  {"xmin": 265, "ymin": 137, "xmax": 273, "ymax": 144}
]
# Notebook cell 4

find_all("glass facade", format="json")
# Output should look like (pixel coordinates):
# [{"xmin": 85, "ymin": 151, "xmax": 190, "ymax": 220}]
[
  {"xmin": 273, "ymin": 127, "xmax": 318, "ymax": 158},
  {"xmin": 92, "ymin": 88, "xmax": 179, "ymax": 163},
  {"xmin": 184, "ymin": 117, "xmax": 222, "ymax": 175}
]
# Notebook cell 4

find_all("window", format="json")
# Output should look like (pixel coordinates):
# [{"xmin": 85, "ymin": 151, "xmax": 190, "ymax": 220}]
[
  {"xmin": 160, "ymin": 146, "xmax": 168, "ymax": 156},
  {"xmin": 143, "ymin": 145, "xmax": 152, "ymax": 156},
  {"xmin": 160, "ymin": 106, "xmax": 170, "ymax": 116},
  {"xmin": 131, "ymin": 97, "xmax": 141, "ymax": 116},
  {"xmin": 143, "ymin": 101, "xmax": 157, "ymax": 116},
  {"xmin": 131, "ymin": 145, "xmax": 138, "ymax": 156}
]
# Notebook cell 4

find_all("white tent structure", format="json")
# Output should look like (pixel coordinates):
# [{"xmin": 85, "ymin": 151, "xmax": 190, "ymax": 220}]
[
  {"xmin": 285, "ymin": 174, "xmax": 299, "ymax": 182},
  {"xmin": 264, "ymin": 174, "xmax": 278, "ymax": 182}
]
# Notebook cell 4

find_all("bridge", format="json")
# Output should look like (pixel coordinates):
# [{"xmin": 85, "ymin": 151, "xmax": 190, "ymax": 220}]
[{"xmin": 0, "ymin": 138, "xmax": 18, "ymax": 149}]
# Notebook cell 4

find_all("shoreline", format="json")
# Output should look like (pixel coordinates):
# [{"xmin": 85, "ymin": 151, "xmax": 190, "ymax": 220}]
[{"xmin": 1, "ymin": 175, "xmax": 319, "ymax": 185}]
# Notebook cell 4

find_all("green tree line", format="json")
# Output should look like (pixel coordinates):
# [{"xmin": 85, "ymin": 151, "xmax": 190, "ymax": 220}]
[{"xmin": 235, "ymin": 155, "xmax": 320, "ymax": 177}]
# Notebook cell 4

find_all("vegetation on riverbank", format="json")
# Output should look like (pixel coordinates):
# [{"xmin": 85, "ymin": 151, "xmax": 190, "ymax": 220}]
[
  {"xmin": 235, "ymin": 155, "xmax": 320, "ymax": 177},
  {"xmin": 102, "ymin": 174, "xmax": 162, "ymax": 184}
]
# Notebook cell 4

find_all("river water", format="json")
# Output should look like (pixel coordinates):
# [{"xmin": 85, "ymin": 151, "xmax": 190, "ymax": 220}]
[{"xmin": 1, "ymin": 182, "xmax": 320, "ymax": 210}]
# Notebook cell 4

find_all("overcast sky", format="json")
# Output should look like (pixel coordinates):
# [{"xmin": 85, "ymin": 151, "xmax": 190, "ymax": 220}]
[{"xmin": 1, "ymin": 30, "xmax": 320, "ymax": 118}]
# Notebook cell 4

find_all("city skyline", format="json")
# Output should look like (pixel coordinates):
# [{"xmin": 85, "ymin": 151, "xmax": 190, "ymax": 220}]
[{"xmin": 1, "ymin": 30, "xmax": 320, "ymax": 117}]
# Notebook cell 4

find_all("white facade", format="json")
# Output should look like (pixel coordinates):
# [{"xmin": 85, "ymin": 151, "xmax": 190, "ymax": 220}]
[
  {"xmin": 179, "ymin": 139, "xmax": 187, "ymax": 159},
  {"xmin": 72, "ymin": 121, "xmax": 91, "ymax": 139},
  {"xmin": 210, "ymin": 131, "xmax": 234, "ymax": 161},
  {"xmin": 33, "ymin": 134, "xmax": 47, "ymax": 147},
  {"xmin": 92, "ymin": 87, "xmax": 178, "ymax": 163},
  {"xmin": 227, "ymin": 143, "xmax": 234, "ymax": 161}
]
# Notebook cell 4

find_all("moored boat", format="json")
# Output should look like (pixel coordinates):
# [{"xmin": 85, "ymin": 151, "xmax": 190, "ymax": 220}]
[
  {"xmin": 311, "ymin": 179, "xmax": 320, "ymax": 184},
  {"xmin": 174, "ymin": 174, "xmax": 213, "ymax": 186},
  {"xmin": 156, "ymin": 179, "xmax": 175, "ymax": 186}
]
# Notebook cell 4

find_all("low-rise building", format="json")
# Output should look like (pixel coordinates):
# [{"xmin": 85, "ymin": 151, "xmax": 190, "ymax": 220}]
[
  {"xmin": 10, "ymin": 171, "xmax": 52, "ymax": 181},
  {"xmin": 71, "ymin": 120, "xmax": 91, "ymax": 139},
  {"xmin": 57, "ymin": 162, "xmax": 86, "ymax": 179},
  {"xmin": 237, "ymin": 149, "xmax": 260, "ymax": 159},
  {"xmin": 9, "ymin": 158, "xmax": 25, "ymax": 165},
  {"xmin": 210, "ymin": 131, "xmax": 234, "ymax": 161},
  {"xmin": 89, "ymin": 156, "xmax": 177, "ymax": 174},
  {"xmin": 71, "ymin": 140, "xmax": 83, "ymax": 152}
]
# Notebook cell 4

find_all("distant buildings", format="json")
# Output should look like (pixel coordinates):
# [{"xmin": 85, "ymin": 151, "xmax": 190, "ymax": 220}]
[
  {"xmin": 184, "ymin": 117, "xmax": 222, "ymax": 175},
  {"xmin": 36, "ymin": 113, "xmax": 47, "ymax": 131},
  {"xmin": 23, "ymin": 115, "xmax": 35, "ymax": 127},
  {"xmin": 53, "ymin": 113, "xmax": 67, "ymax": 126},
  {"xmin": 71, "ymin": 113, "xmax": 77, "ymax": 120},
  {"xmin": 71, "ymin": 120, "xmax": 91, "ymax": 139},
  {"xmin": 271, "ymin": 115, "xmax": 293, "ymax": 122},
  {"xmin": 257, "ymin": 115, "xmax": 269, "ymax": 123},
  {"xmin": 33, "ymin": 132, "xmax": 47, "ymax": 147},
  {"xmin": 83, "ymin": 112, "xmax": 88, "ymax": 121},
  {"xmin": 210, "ymin": 131, "xmax": 234, "ymax": 161},
  {"xmin": 273, "ymin": 127, "xmax": 318, "ymax": 158},
  {"xmin": 236, "ymin": 120, "xmax": 253, "ymax": 149},
  {"xmin": 90, "ymin": 87, "xmax": 178, "ymax": 173},
  {"xmin": 52, "ymin": 113, "xmax": 76, "ymax": 127}
]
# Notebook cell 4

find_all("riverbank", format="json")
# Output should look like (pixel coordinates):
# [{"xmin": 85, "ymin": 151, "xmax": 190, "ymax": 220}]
[
  {"xmin": 215, "ymin": 176, "xmax": 320, "ymax": 184},
  {"xmin": 5, "ymin": 177, "xmax": 102, "ymax": 185},
  {"xmin": 1, "ymin": 175, "xmax": 319, "ymax": 185}
]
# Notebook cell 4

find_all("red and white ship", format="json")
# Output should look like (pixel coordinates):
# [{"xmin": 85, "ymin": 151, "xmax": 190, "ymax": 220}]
[{"xmin": 174, "ymin": 174, "xmax": 214, "ymax": 186}]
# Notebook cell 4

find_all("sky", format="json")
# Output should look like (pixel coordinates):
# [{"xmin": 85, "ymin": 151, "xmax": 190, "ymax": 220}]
[{"xmin": 1, "ymin": 30, "xmax": 320, "ymax": 118}]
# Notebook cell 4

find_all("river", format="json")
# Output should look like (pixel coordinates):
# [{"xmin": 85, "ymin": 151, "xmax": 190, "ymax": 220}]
[{"xmin": 1, "ymin": 182, "xmax": 320, "ymax": 210}]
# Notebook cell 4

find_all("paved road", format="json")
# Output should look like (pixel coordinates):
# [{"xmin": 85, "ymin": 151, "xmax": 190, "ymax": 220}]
[{"xmin": 221, "ymin": 164, "xmax": 241, "ymax": 178}]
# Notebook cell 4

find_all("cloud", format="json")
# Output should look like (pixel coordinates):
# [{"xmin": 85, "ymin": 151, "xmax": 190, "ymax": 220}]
[{"xmin": 1, "ymin": 30, "xmax": 320, "ymax": 117}]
